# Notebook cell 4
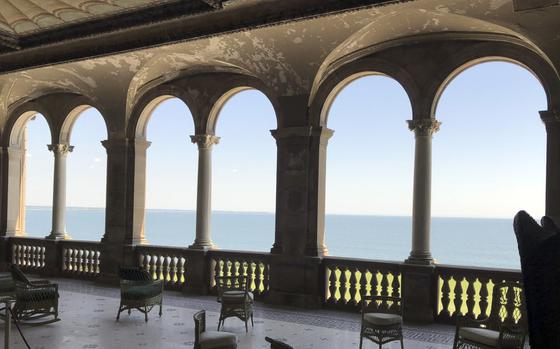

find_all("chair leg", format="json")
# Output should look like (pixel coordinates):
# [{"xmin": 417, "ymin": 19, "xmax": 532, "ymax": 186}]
[
  {"xmin": 217, "ymin": 318, "xmax": 221, "ymax": 331},
  {"xmin": 251, "ymin": 313, "xmax": 254, "ymax": 327},
  {"xmin": 359, "ymin": 335, "xmax": 363, "ymax": 349},
  {"xmin": 144, "ymin": 306, "xmax": 148, "ymax": 322},
  {"xmin": 116, "ymin": 305, "xmax": 122, "ymax": 321},
  {"xmin": 400, "ymin": 338, "xmax": 404, "ymax": 349},
  {"xmin": 159, "ymin": 302, "xmax": 162, "ymax": 317},
  {"xmin": 245, "ymin": 318, "xmax": 248, "ymax": 333}
]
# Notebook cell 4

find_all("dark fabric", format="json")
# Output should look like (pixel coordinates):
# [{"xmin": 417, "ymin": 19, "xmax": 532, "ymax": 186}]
[
  {"xmin": 123, "ymin": 283, "xmax": 161, "ymax": 300},
  {"xmin": 513, "ymin": 211, "xmax": 560, "ymax": 349},
  {"xmin": 265, "ymin": 337, "xmax": 294, "ymax": 349},
  {"xmin": 118, "ymin": 266, "xmax": 151, "ymax": 281}
]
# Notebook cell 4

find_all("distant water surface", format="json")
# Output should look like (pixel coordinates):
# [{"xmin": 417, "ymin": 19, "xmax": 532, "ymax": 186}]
[{"xmin": 24, "ymin": 206, "xmax": 520, "ymax": 269}]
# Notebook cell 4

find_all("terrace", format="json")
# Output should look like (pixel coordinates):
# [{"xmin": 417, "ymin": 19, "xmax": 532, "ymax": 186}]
[{"xmin": 0, "ymin": 0, "xmax": 558, "ymax": 348}]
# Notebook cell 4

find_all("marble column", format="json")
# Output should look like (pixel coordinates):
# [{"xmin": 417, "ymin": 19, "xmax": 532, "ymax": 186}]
[
  {"xmin": 540, "ymin": 110, "xmax": 560, "ymax": 223},
  {"xmin": 189, "ymin": 134, "xmax": 219, "ymax": 249},
  {"xmin": 406, "ymin": 119, "xmax": 440, "ymax": 264},
  {"xmin": 46, "ymin": 144, "xmax": 73, "ymax": 240}
]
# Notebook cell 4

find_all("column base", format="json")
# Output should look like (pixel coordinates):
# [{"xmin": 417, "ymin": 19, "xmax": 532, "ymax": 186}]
[
  {"xmin": 45, "ymin": 232, "xmax": 71, "ymax": 240},
  {"xmin": 405, "ymin": 252, "xmax": 434, "ymax": 265},
  {"xmin": 188, "ymin": 241, "xmax": 217, "ymax": 250}
]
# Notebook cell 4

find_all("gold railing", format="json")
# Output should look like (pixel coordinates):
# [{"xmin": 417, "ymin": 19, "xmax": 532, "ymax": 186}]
[
  {"xmin": 208, "ymin": 250, "xmax": 270, "ymax": 299},
  {"xmin": 435, "ymin": 264, "xmax": 523, "ymax": 324},
  {"xmin": 323, "ymin": 257, "xmax": 402, "ymax": 311}
]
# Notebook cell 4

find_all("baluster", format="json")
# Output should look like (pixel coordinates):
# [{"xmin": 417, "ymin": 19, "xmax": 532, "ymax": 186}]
[
  {"xmin": 453, "ymin": 276, "xmax": 464, "ymax": 317},
  {"xmin": 22, "ymin": 245, "xmax": 29, "ymax": 267},
  {"xmin": 94, "ymin": 250, "xmax": 100, "ymax": 274},
  {"xmin": 161, "ymin": 255, "xmax": 170, "ymax": 282},
  {"xmin": 381, "ymin": 271, "xmax": 390, "ymax": 297},
  {"xmin": 339, "ymin": 266, "xmax": 348, "ymax": 305},
  {"xmin": 391, "ymin": 272, "xmax": 401, "ymax": 298},
  {"xmin": 440, "ymin": 275, "xmax": 452, "ymax": 320},
  {"xmin": 262, "ymin": 262, "xmax": 270, "ymax": 294},
  {"xmin": 68, "ymin": 249, "xmax": 75, "ymax": 272},
  {"xmin": 505, "ymin": 283, "xmax": 516, "ymax": 323},
  {"xmin": 41, "ymin": 246, "xmax": 46, "ymax": 268},
  {"xmin": 327, "ymin": 266, "xmax": 337, "ymax": 305},
  {"xmin": 213, "ymin": 258, "xmax": 221, "ymax": 288},
  {"xmin": 349, "ymin": 267, "xmax": 358, "ymax": 307},
  {"xmin": 148, "ymin": 255, "xmax": 157, "ymax": 279},
  {"xmin": 83, "ymin": 250, "xmax": 91, "ymax": 274},
  {"xmin": 138, "ymin": 253, "xmax": 145, "ymax": 271},
  {"xmin": 178, "ymin": 257, "xmax": 186, "ymax": 285},
  {"xmin": 478, "ymin": 277, "xmax": 490, "ymax": 319},
  {"xmin": 466, "ymin": 276, "xmax": 476, "ymax": 320},
  {"xmin": 246, "ymin": 260, "xmax": 255, "ymax": 293},
  {"xmin": 359, "ymin": 267, "xmax": 368, "ymax": 300},
  {"xmin": 11, "ymin": 244, "xmax": 17, "ymax": 265},
  {"xmin": 169, "ymin": 257, "xmax": 177, "ymax": 285},
  {"xmin": 79, "ymin": 249, "xmax": 86, "ymax": 274},
  {"xmin": 226, "ymin": 259, "xmax": 233, "ymax": 277}
]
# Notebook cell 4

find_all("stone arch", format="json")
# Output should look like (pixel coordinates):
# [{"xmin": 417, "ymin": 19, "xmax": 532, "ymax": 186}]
[
  {"xmin": 309, "ymin": 56, "xmax": 417, "ymax": 128},
  {"xmin": 4, "ymin": 103, "xmax": 54, "ymax": 148},
  {"xmin": 431, "ymin": 41, "xmax": 560, "ymax": 116}
]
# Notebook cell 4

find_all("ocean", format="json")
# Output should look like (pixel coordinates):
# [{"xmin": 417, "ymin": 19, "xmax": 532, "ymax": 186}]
[{"xmin": 24, "ymin": 206, "xmax": 521, "ymax": 269}]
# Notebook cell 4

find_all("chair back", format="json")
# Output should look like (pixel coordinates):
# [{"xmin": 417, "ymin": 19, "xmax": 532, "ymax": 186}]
[
  {"xmin": 0, "ymin": 274, "xmax": 15, "ymax": 298},
  {"xmin": 361, "ymin": 295, "xmax": 402, "ymax": 316},
  {"xmin": 193, "ymin": 310, "xmax": 206, "ymax": 346},
  {"xmin": 215, "ymin": 275, "xmax": 248, "ymax": 300},
  {"xmin": 265, "ymin": 336, "xmax": 294, "ymax": 349},
  {"xmin": 9, "ymin": 264, "xmax": 31, "ymax": 285},
  {"xmin": 118, "ymin": 266, "xmax": 151, "ymax": 281},
  {"xmin": 487, "ymin": 282, "xmax": 527, "ymax": 331}
]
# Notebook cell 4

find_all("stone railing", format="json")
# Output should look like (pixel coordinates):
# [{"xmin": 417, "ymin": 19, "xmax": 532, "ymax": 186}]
[
  {"xmin": 435, "ymin": 264, "xmax": 523, "ymax": 324},
  {"xmin": 60, "ymin": 240, "xmax": 102, "ymax": 279},
  {"xmin": 208, "ymin": 250, "xmax": 271, "ymax": 299},
  {"xmin": 323, "ymin": 257, "xmax": 402, "ymax": 311},
  {"xmin": 135, "ymin": 245, "xmax": 195, "ymax": 291},
  {"xmin": 10, "ymin": 237, "xmax": 53, "ymax": 272}
]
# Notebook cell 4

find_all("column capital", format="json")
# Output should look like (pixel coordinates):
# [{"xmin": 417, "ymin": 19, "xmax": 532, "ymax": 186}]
[
  {"xmin": 47, "ymin": 144, "xmax": 74, "ymax": 154},
  {"xmin": 270, "ymin": 126, "xmax": 334, "ymax": 140},
  {"xmin": 190, "ymin": 134, "xmax": 220, "ymax": 149},
  {"xmin": 407, "ymin": 119, "xmax": 441, "ymax": 137},
  {"xmin": 540, "ymin": 110, "xmax": 560, "ymax": 127}
]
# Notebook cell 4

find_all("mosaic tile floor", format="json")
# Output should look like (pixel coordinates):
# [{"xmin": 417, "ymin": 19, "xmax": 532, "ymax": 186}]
[{"xmin": 1, "ymin": 278, "xmax": 456, "ymax": 349}]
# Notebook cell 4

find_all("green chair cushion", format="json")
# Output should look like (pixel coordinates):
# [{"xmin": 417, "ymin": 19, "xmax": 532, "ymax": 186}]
[
  {"xmin": 459, "ymin": 327, "xmax": 500, "ymax": 347},
  {"xmin": 123, "ymin": 284, "xmax": 161, "ymax": 300},
  {"xmin": 200, "ymin": 331, "xmax": 237, "ymax": 349},
  {"xmin": 363, "ymin": 313, "xmax": 402, "ymax": 326},
  {"xmin": 221, "ymin": 291, "xmax": 254, "ymax": 304}
]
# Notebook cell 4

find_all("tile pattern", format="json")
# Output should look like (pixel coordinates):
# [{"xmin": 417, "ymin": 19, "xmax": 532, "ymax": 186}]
[{"xmin": 0, "ymin": 278, "xmax": 456, "ymax": 349}]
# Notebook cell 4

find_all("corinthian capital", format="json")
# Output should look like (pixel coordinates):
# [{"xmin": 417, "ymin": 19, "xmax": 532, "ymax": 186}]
[
  {"xmin": 407, "ymin": 119, "xmax": 441, "ymax": 137},
  {"xmin": 47, "ymin": 144, "xmax": 74, "ymax": 155},
  {"xmin": 190, "ymin": 135, "xmax": 220, "ymax": 149}
]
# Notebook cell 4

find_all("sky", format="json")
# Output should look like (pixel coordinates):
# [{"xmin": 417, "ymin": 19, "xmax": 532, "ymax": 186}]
[{"xmin": 24, "ymin": 61, "xmax": 547, "ymax": 219}]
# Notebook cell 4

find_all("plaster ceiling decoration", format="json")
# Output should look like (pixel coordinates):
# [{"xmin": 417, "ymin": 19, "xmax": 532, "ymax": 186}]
[{"xmin": 0, "ymin": 0, "xmax": 178, "ymax": 35}]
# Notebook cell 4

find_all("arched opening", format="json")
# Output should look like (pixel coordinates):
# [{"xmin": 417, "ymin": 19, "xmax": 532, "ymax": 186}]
[
  {"xmin": 65, "ymin": 107, "xmax": 108, "ymax": 241},
  {"xmin": 142, "ymin": 97, "xmax": 197, "ymax": 246},
  {"xmin": 212, "ymin": 89, "xmax": 277, "ymax": 251},
  {"xmin": 8, "ymin": 112, "xmax": 53, "ymax": 237},
  {"xmin": 433, "ymin": 61, "xmax": 547, "ymax": 268},
  {"xmin": 324, "ymin": 74, "xmax": 413, "ymax": 260}
]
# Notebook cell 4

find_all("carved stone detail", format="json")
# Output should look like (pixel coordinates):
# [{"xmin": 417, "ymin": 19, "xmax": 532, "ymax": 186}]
[
  {"xmin": 407, "ymin": 119, "xmax": 441, "ymax": 137},
  {"xmin": 48, "ymin": 144, "xmax": 74, "ymax": 154},
  {"xmin": 540, "ymin": 110, "xmax": 560, "ymax": 127},
  {"xmin": 190, "ymin": 135, "xmax": 220, "ymax": 149}
]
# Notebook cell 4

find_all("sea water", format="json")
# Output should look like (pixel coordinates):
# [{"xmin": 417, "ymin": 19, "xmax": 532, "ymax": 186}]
[{"xmin": 24, "ymin": 206, "xmax": 520, "ymax": 269}]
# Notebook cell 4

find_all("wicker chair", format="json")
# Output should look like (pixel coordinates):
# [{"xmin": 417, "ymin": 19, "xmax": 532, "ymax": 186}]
[
  {"xmin": 265, "ymin": 337, "xmax": 294, "ymax": 349},
  {"xmin": 116, "ymin": 266, "xmax": 163, "ymax": 322},
  {"xmin": 359, "ymin": 295, "xmax": 403, "ymax": 349},
  {"xmin": 215, "ymin": 275, "xmax": 254, "ymax": 332},
  {"xmin": 193, "ymin": 310, "xmax": 237, "ymax": 349},
  {"xmin": 9, "ymin": 264, "xmax": 60, "ymax": 325},
  {"xmin": 453, "ymin": 282, "xmax": 527, "ymax": 349}
]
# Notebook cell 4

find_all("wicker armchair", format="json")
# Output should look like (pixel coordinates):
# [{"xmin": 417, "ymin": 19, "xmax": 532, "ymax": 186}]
[
  {"xmin": 9, "ymin": 264, "xmax": 60, "ymax": 325},
  {"xmin": 193, "ymin": 310, "xmax": 237, "ymax": 349},
  {"xmin": 215, "ymin": 275, "xmax": 254, "ymax": 332},
  {"xmin": 116, "ymin": 266, "xmax": 163, "ymax": 322},
  {"xmin": 359, "ymin": 295, "xmax": 403, "ymax": 349},
  {"xmin": 453, "ymin": 282, "xmax": 527, "ymax": 349}
]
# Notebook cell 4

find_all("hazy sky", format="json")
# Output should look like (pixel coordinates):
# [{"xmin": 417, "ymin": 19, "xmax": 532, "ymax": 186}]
[{"xmin": 24, "ymin": 61, "xmax": 547, "ymax": 219}]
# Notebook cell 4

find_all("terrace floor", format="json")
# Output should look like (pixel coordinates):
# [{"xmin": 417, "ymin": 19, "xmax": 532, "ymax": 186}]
[{"xmin": 1, "ymin": 278, "xmax": 456, "ymax": 349}]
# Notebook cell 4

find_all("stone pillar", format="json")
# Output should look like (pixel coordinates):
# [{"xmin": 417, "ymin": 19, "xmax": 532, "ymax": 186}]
[
  {"xmin": 268, "ymin": 126, "xmax": 333, "ymax": 308},
  {"xmin": 132, "ymin": 140, "xmax": 151, "ymax": 245},
  {"xmin": 46, "ymin": 144, "xmax": 73, "ymax": 240},
  {"xmin": 189, "ymin": 134, "xmax": 219, "ymax": 249},
  {"xmin": 406, "ymin": 119, "xmax": 440, "ymax": 265},
  {"xmin": 541, "ymin": 110, "xmax": 560, "ymax": 223}
]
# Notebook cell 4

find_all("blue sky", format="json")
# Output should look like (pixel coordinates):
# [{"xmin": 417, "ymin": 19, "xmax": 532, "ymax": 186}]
[{"xmin": 24, "ymin": 61, "xmax": 547, "ymax": 219}]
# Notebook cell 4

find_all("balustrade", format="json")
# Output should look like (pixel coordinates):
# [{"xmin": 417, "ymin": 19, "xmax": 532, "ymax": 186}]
[
  {"xmin": 323, "ymin": 257, "xmax": 402, "ymax": 311},
  {"xmin": 435, "ymin": 265, "xmax": 523, "ymax": 324},
  {"xmin": 208, "ymin": 250, "xmax": 270, "ymax": 299},
  {"xmin": 10, "ymin": 238, "xmax": 51, "ymax": 271},
  {"xmin": 135, "ymin": 245, "xmax": 192, "ymax": 291},
  {"xmin": 60, "ymin": 240, "xmax": 102, "ymax": 279}
]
